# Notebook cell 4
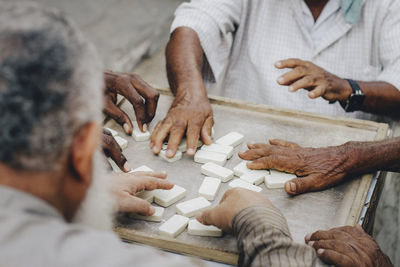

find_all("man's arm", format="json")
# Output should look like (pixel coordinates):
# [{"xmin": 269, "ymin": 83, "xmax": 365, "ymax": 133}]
[
  {"xmin": 197, "ymin": 189, "xmax": 316, "ymax": 266},
  {"xmin": 239, "ymin": 137, "xmax": 400, "ymax": 195},
  {"xmin": 275, "ymin": 59, "xmax": 400, "ymax": 118},
  {"xmin": 150, "ymin": 27, "xmax": 213, "ymax": 157}
]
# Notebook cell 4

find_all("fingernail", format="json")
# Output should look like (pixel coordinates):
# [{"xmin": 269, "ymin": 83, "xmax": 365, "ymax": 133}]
[
  {"xmin": 166, "ymin": 150, "xmax": 174, "ymax": 158},
  {"xmin": 143, "ymin": 123, "xmax": 148, "ymax": 132},
  {"xmin": 152, "ymin": 146, "xmax": 158, "ymax": 154},
  {"xmin": 161, "ymin": 170, "xmax": 167, "ymax": 175},
  {"xmin": 305, "ymin": 233, "xmax": 311, "ymax": 242},
  {"xmin": 123, "ymin": 123, "xmax": 130, "ymax": 134},
  {"xmin": 248, "ymin": 141, "xmax": 255, "ymax": 146},
  {"xmin": 123, "ymin": 162, "xmax": 131, "ymax": 172},
  {"xmin": 149, "ymin": 206, "xmax": 155, "ymax": 215},
  {"xmin": 187, "ymin": 148, "xmax": 195, "ymax": 155},
  {"xmin": 275, "ymin": 61, "xmax": 282, "ymax": 67},
  {"xmin": 278, "ymin": 77, "xmax": 285, "ymax": 84},
  {"xmin": 317, "ymin": 249, "xmax": 324, "ymax": 255},
  {"xmin": 309, "ymin": 92, "xmax": 315, "ymax": 98},
  {"xmin": 289, "ymin": 182, "xmax": 297, "ymax": 192},
  {"xmin": 308, "ymin": 241, "xmax": 315, "ymax": 247},
  {"xmin": 288, "ymin": 86, "xmax": 294, "ymax": 92}
]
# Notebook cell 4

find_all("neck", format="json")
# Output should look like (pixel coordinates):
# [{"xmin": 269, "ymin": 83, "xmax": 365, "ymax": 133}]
[
  {"xmin": 0, "ymin": 163, "xmax": 66, "ymax": 216},
  {"xmin": 304, "ymin": 0, "xmax": 330, "ymax": 21}
]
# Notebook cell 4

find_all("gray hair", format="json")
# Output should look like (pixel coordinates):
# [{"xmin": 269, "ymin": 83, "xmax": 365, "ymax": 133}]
[{"xmin": 0, "ymin": 2, "xmax": 104, "ymax": 171}]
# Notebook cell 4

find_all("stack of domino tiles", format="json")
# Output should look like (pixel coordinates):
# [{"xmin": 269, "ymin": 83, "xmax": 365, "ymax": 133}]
[{"xmin": 194, "ymin": 131, "xmax": 244, "ymax": 166}]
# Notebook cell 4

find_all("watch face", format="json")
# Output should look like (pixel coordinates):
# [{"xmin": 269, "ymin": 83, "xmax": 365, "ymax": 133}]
[{"xmin": 347, "ymin": 93, "xmax": 366, "ymax": 112}]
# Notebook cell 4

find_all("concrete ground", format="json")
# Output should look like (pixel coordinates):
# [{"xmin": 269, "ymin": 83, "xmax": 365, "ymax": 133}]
[{"xmin": 4, "ymin": 0, "xmax": 399, "ymax": 265}]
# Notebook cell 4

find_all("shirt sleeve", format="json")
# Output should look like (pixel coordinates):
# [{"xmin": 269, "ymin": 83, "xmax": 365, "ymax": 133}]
[
  {"xmin": 233, "ymin": 206, "xmax": 316, "ymax": 267},
  {"xmin": 377, "ymin": 0, "xmax": 400, "ymax": 90},
  {"xmin": 170, "ymin": 0, "xmax": 243, "ymax": 83}
]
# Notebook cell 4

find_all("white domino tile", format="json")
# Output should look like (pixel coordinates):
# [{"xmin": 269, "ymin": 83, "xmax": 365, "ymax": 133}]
[
  {"xmin": 107, "ymin": 158, "xmax": 122, "ymax": 173},
  {"xmin": 129, "ymin": 165, "xmax": 154, "ymax": 173},
  {"xmin": 228, "ymin": 179, "xmax": 263, "ymax": 192},
  {"xmin": 132, "ymin": 121, "xmax": 151, "ymax": 141},
  {"xmin": 188, "ymin": 219, "xmax": 222, "ymax": 237},
  {"xmin": 176, "ymin": 197, "xmax": 211, "ymax": 217},
  {"xmin": 198, "ymin": 177, "xmax": 221, "ymax": 201},
  {"xmin": 115, "ymin": 136, "xmax": 128, "ymax": 150},
  {"xmin": 215, "ymin": 132, "xmax": 244, "ymax": 147},
  {"xmin": 240, "ymin": 172, "xmax": 265, "ymax": 185},
  {"xmin": 233, "ymin": 161, "xmax": 270, "ymax": 178},
  {"xmin": 194, "ymin": 150, "xmax": 227, "ymax": 166},
  {"xmin": 154, "ymin": 185, "xmax": 186, "ymax": 207},
  {"xmin": 201, "ymin": 162, "xmax": 234, "ymax": 182},
  {"xmin": 159, "ymin": 149, "xmax": 182, "ymax": 163},
  {"xmin": 265, "ymin": 170, "xmax": 296, "ymax": 189},
  {"xmin": 104, "ymin": 127, "xmax": 118, "ymax": 137},
  {"xmin": 158, "ymin": 215, "xmax": 189, "ymax": 238},
  {"xmin": 201, "ymin": 143, "xmax": 234, "ymax": 159},
  {"xmin": 129, "ymin": 206, "xmax": 164, "ymax": 222},
  {"xmin": 135, "ymin": 190, "xmax": 155, "ymax": 203}
]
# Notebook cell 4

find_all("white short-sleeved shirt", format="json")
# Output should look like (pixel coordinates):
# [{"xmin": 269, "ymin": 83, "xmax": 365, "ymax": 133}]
[{"xmin": 171, "ymin": 0, "xmax": 400, "ymax": 120}]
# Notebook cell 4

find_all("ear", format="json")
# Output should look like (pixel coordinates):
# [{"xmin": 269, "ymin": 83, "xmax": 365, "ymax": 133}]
[{"xmin": 70, "ymin": 122, "xmax": 100, "ymax": 185}]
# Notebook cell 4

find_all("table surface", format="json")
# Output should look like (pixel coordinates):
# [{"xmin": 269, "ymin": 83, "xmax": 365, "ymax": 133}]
[{"xmin": 107, "ymin": 92, "xmax": 388, "ymax": 265}]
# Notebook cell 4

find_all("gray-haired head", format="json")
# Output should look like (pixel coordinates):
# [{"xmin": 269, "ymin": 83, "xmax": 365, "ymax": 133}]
[{"xmin": 0, "ymin": 2, "xmax": 104, "ymax": 171}]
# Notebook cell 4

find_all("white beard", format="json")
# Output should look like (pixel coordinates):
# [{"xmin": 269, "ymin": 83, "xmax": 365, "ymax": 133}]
[{"xmin": 72, "ymin": 151, "xmax": 117, "ymax": 231}]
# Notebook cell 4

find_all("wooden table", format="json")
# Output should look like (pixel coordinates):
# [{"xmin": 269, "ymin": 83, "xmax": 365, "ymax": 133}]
[{"xmin": 107, "ymin": 91, "xmax": 389, "ymax": 265}]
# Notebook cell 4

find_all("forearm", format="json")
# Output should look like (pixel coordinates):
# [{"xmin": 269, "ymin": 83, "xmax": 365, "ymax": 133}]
[
  {"xmin": 343, "ymin": 137, "xmax": 400, "ymax": 174},
  {"xmin": 166, "ymin": 27, "xmax": 207, "ymax": 98},
  {"xmin": 340, "ymin": 80, "xmax": 400, "ymax": 117},
  {"xmin": 233, "ymin": 206, "xmax": 315, "ymax": 267}
]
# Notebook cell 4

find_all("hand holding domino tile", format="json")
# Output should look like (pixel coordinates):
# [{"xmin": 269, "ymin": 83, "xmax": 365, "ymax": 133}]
[
  {"xmin": 196, "ymin": 188, "xmax": 274, "ymax": 232},
  {"xmin": 111, "ymin": 171, "xmax": 173, "ymax": 215},
  {"xmin": 102, "ymin": 129, "xmax": 130, "ymax": 172},
  {"xmin": 103, "ymin": 71, "xmax": 159, "ymax": 135}
]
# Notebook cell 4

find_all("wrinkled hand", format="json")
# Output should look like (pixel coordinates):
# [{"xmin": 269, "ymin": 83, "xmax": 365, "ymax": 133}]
[
  {"xmin": 111, "ymin": 171, "xmax": 173, "ymax": 216},
  {"xmin": 151, "ymin": 90, "xmax": 213, "ymax": 157},
  {"xmin": 102, "ymin": 128, "xmax": 130, "ymax": 172},
  {"xmin": 238, "ymin": 139, "xmax": 353, "ymax": 195},
  {"xmin": 103, "ymin": 71, "xmax": 159, "ymax": 135},
  {"xmin": 306, "ymin": 225, "xmax": 393, "ymax": 267},
  {"xmin": 196, "ymin": 188, "xmax": 274, "ymax": 232},
  {"xmin": 275, "ymin": 58, "xmax": 352, "ymax": 102}
]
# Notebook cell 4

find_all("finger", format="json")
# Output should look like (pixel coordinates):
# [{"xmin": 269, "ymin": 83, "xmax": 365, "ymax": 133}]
[
  {"xmin": 134, "ymin": 177, "xmax": 174, "ymax": 192},
  {"xmin": 119, "ymin": 82, "xmax": 147, "ymax": 132},
  {"xmin": 247, "ymin": 155, "xmax": 293, "ymax": 171},
  {"xmin": 102, "ymin": 134, "xmax": 131, "ymax": 172},
  {"xmin": 308, "ymin": 85, "xmax": 326, "ymax": 99},
  {"xmin": 308, "ymin": 229, "xmax": 338, "ymax": 242},
  {"xmin": 317, "ymin": 248, "xmax": 354, "ymax": 267},
  {"xmin": 277, "ymin": 67, "xmax": 308, "ymax": 86},
  {"xmin": 131, "ymin": 171, "xmax": 168, "ymax": 179},
  {"xmin": 247, "ymin": 142, "xmax": 269, "ymax": 150},
  {"xmin": 311, "ymin": 240, "xmax": 351, "ymax": 254},
  {"xmin": 287, "ymin": 76, "xmax": 314, "ymax": 92},
  {"xmin": 129, "ymin": 75, "xmax": 160, "ymax": 124},
  {"xmin": 166, "ymin": 121, "xmax": 186, "ymax": 158},
  {"xmin": 120, "ymin": 195, "xmax": 154, "ymax": 216},
  {"xmin": 186, "ymin": 118, "xmax": 202, "ymax": 156},
  {"xmin": 269, "ymin": 139, "xmax": 301, "ymax": 148},
  {"xmin": 201, "ymin": 116, "xmax": 214, "ymax": 146},
  {"xmin": 150, "ymin": 120, "xmax": 172, "ymax": 154},
  {"xmin": 239, "ymin": 148, "xmax": 271, "ymax": 160},
  {"xmin": 275, "ymin": 58, "xmax": 306, "ymax": 69},
  {"xmin": 284, "ymin": 175, "xmax": 320, "ymax": 195},
  {"xmin": 104, "ymin": 97, "xmax": 133, "ymax": 135}
]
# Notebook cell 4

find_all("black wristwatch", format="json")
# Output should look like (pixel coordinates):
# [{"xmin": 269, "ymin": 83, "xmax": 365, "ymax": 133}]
[{"xmin": 340, "ymin": 79, "xmax": 365, "ymax": 112}]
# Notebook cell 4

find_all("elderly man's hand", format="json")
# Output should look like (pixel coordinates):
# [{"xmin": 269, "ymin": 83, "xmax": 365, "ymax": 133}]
[
  {"xmin": 103, "ymin": 71, "xmax": 159, "ymax": 135},
  {"xmin": 306, "ymin": 225, "xmax": 393, "ymax": 267},
  {"xmin": 238, "ymin": 139, "xmax": 354, "ymax": 195},
  {"xmin": 102, "ymin": 128, "xmax": 130, "ymax": 172},
  {"xmin": 150, "ymin": 89, "xmax": 213, "ymax": 158},
  {"xmin": 111, "ymin": 171, "xmax": 173, "ymax": 216},
  {"xmin": 275, "ymin": 58, "xmax": 352, "ymax": 102},
  {"xmin": 196, "ymin": 188, "xmax": 274, "ymax": 232}
]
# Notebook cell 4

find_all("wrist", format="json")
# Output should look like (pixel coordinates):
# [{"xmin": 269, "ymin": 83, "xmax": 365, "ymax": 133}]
[{"xmin": 338, "ymin": 78, "xmax": 353, "ymax": 103}]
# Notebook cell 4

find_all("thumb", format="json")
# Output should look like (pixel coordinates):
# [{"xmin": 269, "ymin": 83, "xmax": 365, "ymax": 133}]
[
  {"xmin": 196, "ymin": 209, "xmax": 214, "ymax": 226},
  {"xmin": 120, "ymin": 196, "xmax": 154, "ymax": 216},
  {"xmin": 284, "ymin": 175, "xmax": 318, "ymax": 195}
]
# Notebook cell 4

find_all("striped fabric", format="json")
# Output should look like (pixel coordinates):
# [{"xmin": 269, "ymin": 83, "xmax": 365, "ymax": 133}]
[{"xmin": 234, "ymin": 206, "xmax": 316, "ymax": 266}]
